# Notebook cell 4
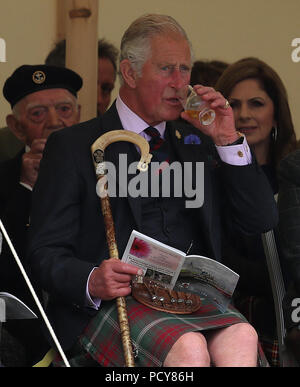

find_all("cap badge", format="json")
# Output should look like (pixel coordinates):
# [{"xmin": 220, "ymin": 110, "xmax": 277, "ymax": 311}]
[{"xmin": 32, "ymin": 70, "xmax": 46, "ymax": 84}]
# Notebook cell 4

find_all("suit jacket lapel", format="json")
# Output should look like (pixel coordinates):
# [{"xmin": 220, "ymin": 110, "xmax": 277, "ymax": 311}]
[
  {"xmin": 166, "ymin": 121, "xmax": 220, "ymax": 260},
  {"xmin": 100, "ymin": 104, "xmax": 143, "ymax": 230},
  {"xmin": 166, "ymin": 121, "xmax": 211, "ymax": 163}
]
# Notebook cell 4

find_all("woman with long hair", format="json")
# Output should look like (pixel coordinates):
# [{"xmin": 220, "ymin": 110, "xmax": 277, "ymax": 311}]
[{"xmin": 216, "ymin": 57, "xmax": 297, "ymax": 366}]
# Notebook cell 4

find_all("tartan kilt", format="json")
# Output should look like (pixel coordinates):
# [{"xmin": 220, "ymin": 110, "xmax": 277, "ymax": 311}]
[{"xmin": 76, "ymin": 295, "xmax": 266, "ymax": 367}]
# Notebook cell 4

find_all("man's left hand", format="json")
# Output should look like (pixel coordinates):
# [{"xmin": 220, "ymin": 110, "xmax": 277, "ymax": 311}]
[{"xmin": 180, "ymin": 85, "xmax": 239, "ymax": 146}]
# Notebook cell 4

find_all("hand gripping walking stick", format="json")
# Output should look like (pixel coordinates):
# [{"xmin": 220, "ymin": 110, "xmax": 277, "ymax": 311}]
[{"xmin": 91, "ymin": 130, "xmax": 152, "ymax": 367}]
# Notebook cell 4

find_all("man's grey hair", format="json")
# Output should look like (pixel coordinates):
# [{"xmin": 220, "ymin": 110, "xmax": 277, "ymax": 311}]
[{"xmin": 119, "ymin": 14, "xmax": 193, "ymax": 83}]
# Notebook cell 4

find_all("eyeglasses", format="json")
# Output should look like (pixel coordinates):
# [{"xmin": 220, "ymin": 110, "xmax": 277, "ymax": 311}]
[{"xmin": 27, "ymin": 102, "xmax": 77, "ymax": 123}]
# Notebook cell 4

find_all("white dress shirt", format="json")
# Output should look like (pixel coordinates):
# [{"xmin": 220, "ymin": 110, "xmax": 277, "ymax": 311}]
[{"xmin": 116, "ymin": 95, "xmax": 252, "ymax": 165}]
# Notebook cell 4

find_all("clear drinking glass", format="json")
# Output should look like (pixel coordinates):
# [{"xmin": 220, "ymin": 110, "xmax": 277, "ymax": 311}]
[{"xmin": 177, "ymin": 85, "xmax": 216, "ymax": 126}]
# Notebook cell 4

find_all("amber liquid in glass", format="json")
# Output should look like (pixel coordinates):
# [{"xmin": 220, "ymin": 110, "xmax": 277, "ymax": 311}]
[
  {"xmin": 185, "ymin": 109, "xmax": 215, "ymax": 125},
  {"xmin": 185, "ymin": 110, "xmax": 199, "ymax": 119}
]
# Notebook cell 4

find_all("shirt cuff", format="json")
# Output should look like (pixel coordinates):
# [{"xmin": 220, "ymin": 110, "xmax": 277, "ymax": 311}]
[
  {"xmin": 85, "ymin": 268, "xmax": 101, "ymax": 310},
  {"xmin": 216, "ymin": 136, "xmax": 252, "ymax": 165}
]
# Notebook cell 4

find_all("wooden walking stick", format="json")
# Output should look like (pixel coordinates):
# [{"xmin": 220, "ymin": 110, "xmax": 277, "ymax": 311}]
[{"xmin": 91, "ymin": 130, "xmax": 152, "ymax": 367}]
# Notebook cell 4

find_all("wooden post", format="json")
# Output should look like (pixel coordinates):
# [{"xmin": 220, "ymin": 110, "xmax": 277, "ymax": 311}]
[
  {"xmin": 56, "ymin": 0, "xmax": 66, "ymax": 42},
  {"xmin": 64, "ymin": 0, "xmax": 98, "ymax": 122}
]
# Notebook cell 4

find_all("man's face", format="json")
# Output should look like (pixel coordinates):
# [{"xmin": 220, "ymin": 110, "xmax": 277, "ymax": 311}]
[
  {"xmin": 129, "ymin": 33, "xmax": 192, "ymax": 126},
  {"xmin": 10, "ymin": 88, "xmax": 80, "ymax": 146},
  {"xmin": 97, "ymin": 57, "xmax": 116, "ymax": 115}
]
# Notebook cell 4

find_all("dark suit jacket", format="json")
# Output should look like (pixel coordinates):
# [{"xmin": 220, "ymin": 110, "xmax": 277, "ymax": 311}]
[
  {"xmin": 0, "ymin": 127, "xmax": 23, "ymax": 162},
  {"xmin": 0, "ymin": 150, "xmax": 34, "ymax": 306},
  {"xmin": 28, "ymin": 102, "xmax": 278, "ymax": 350},
  {"xmin": 0, "ymin": 150, "xmax": 48, "ymax": 363},
  {"xmin": 278, "ymin": 149, "xmax": 300, "ymax": 291},
  {"xmin": 278, "ymin": 149, "xmax": 300, "ymax": 330}
]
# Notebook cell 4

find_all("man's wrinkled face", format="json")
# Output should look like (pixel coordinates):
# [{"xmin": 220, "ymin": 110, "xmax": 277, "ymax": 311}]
[
  {"xmin": 132, "ymin": 33, "xmax": 192, "ymax": 126},
  {"xmin": 11, "ymin": 88, "xmax": 80, "ymax": 146}
]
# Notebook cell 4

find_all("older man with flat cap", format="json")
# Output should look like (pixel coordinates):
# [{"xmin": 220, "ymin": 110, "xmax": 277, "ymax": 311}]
[{"xmin": 0, "ymin": 64, "xmax": 82, "ymax": 366}]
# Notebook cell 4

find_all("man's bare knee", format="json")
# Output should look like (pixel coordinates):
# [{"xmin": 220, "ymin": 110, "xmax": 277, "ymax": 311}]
[
  {"xmin": 207, "ymin": 323, "xmax": 258, "ymax": 367},
  {"xmin": 209, "ymin": 323, "xmax": 258, "ymax": 348},
  {"xmin": 230, "ymin": 323, "xmax": 258, "ymax": 343},
  {"xmin": 163, "ymin": 332, "xmax": 210, "ymax": 367}
]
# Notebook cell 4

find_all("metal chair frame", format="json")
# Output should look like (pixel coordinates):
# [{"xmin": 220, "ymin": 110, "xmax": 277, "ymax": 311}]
[{"xmin": 261, "ymin": 230, "xmax": 298, "ymax": 367}]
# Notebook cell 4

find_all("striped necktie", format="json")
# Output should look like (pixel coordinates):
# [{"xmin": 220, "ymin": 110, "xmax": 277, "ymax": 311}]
[{"xmin": 144, "ymin": 127, "xmax": 168, "ymax": 163}]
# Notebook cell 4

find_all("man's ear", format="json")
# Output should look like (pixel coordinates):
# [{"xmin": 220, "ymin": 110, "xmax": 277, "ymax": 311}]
[
  {"xmin": 6, "ymin": 114, "xmax": 26, "ymax": 143},
  {"xmin": 119, "ymin": 59, "xmax": 137, "ymax": 88}
]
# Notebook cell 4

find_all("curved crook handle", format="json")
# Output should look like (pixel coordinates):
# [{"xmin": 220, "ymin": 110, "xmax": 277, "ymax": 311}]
[
  {"xmin": 91, "ymin": 130, "xmax": 152, "ymax": 176},
  {"xmin": 90, "ymin": 130, "xmax": 152, "ymax": 367}
]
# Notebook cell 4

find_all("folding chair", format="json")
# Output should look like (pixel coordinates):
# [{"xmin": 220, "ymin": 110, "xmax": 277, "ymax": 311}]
[
  {"xmin": 261, "ymin": 230, "xmax": 298, "ymax": 367},
  {"xmin": 0, "ymin": 219, "xmax": 70, "ymax": 367}
]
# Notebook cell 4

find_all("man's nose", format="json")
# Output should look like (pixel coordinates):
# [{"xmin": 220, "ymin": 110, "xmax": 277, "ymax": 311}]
[
  {"xmin": 47, "ymin": 106, "xmax": 63, "ymax": 127},
  {"xmin": 170, "ymin": 68, "xmax": 188, "ymax": 90}
]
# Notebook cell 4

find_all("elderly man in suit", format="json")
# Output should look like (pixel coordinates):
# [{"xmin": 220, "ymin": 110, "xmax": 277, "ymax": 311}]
[
  {"xmin": 28, "ymin": 14, "xmax": 278, "ymax": 367},
  {"xmin": 0, "ymin": 64, "xmax": 82, "ymax": 365},
  {"xmin": 0, "ymin": 38, "xmax": 118, "ymax": 163}
]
